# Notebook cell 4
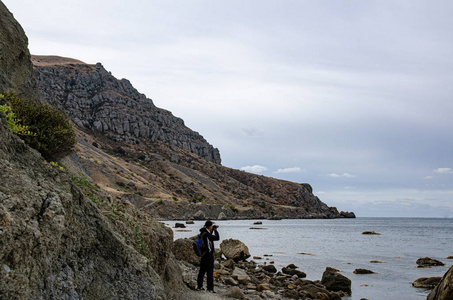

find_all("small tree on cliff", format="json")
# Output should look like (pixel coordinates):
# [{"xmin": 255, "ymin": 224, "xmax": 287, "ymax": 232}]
[{"xmin": 0, "ymin": 92, "xmax": 76, "ymax": 161}]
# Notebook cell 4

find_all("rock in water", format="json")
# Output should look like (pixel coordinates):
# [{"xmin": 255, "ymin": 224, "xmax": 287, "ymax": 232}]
[
  {"xmin": 412, "ymin": 277, "xmax": 442, "ymax": 289},
  {"xmin": 416, "ymin": 257, "xmax": 445, "ymax": 267},
  {"xmin": 353, "ymin": 268, "xmax": 376, "ymax": 274},
  {"xmin": 362, "ymin": 231, "xmax": 381, "ymax": 235}
]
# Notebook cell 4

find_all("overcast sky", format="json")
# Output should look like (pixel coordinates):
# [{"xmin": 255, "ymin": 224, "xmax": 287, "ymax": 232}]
[{"xmin": 4, "ymin": 0, "xmax": 453, "ymax": 217}]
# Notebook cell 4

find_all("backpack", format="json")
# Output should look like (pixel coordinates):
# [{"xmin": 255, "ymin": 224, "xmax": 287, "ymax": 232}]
[{"xmin": 193, "ymin": 233, "xmax": 205, "ymax": 257}]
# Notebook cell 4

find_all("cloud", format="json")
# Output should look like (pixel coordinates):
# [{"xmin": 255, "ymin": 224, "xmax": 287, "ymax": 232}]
[
  {"xmin": 327, "ymin": 173, "xmax": 356, "ymax": 178},
  {"xmin": 241, "ymin": 127, "xmax": 264, "ymax": 137},
  {"xmin": 240, "ymin": 165, "xmax": 268, "ymax": 174},
  {"xmin": 275, "ymin": 167, "xmax": 303, "ymax": 174},
  {"xmin": 424, "ymin": 176, "xmax": 433, "ymax": 179},
  {"xmin": 433, "ymin": 167, "xmax": 453, "ymax": 174}
]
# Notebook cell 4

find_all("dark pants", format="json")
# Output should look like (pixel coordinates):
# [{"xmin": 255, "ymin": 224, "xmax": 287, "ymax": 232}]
[{"xmin": 197, "ymin": 255, "xmax": 214, "ymax": 290}]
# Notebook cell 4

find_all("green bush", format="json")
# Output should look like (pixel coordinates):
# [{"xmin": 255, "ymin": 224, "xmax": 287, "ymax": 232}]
[
  {"xmin": 0, "ymin": 101, "xmax": 34, "ymax": 135},
  {"xmin": 116, "ymin": 181, "xmax": 126, "ymax": 187},
  {"xmin": 1, "ymin": 92, "xmax": 76, "ymax": 161}
]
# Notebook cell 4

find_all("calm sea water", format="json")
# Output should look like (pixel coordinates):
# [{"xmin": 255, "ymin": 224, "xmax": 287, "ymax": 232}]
[{"xmin": 165, "ymin": 218, "xmax": 453, "ymax": 300}]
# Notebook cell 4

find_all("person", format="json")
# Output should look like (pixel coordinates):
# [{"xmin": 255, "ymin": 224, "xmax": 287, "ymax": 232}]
[{"xmin": 196, "ymin": 220, "xmax": 220, "ymax": 293}]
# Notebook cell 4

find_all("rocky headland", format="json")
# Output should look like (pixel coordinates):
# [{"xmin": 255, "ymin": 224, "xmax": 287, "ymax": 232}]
[{"xmin": 31, "ymin": 54, "xmax": 355, "ymax": 221}]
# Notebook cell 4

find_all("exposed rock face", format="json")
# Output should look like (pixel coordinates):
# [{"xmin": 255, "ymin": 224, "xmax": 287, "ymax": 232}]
[
  {"xmin": 0, "ymin": 114, "xmax": 167, "ymax": 299},
  {"xmin": 32, "ymin": 56, "xmax": 221, "ymax": 164},
  {"xmin": 427, "ymin": 265, "xmax": 453, "ymax": 300},
  {"xmin": 173, "ymin": 238, "xmax": 201, "ymax": 266},
  {"xmin": 0, "ymin": 2, "xmax": 39, "ymax": 99}
]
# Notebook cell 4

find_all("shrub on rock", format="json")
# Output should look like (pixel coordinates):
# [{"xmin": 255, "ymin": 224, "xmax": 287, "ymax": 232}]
[{"xmin": 2, "ymin": 92, "xmax": 75, "ymax": 161}]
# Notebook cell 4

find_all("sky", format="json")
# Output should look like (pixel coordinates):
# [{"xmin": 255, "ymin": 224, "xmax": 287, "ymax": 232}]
[{"xmin": 3, "ymin": 0, "xmax": 453, "ymax": 217}]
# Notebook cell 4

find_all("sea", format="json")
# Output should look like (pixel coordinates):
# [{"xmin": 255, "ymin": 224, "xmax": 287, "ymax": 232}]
[{"xmin": 164, "ymin": 218, "xmax": 453, "ymax": 300}]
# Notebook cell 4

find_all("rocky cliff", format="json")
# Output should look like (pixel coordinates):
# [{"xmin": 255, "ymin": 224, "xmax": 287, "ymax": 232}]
[
  {"xmin": 32, "ymin": 56, "xmax": 221, "ymax": 164},
  {"xmin": 0, "ymin": 1, "xmax": 39, "ymax": 100},
  {"xmin": 31, "ymin": 56, "xmax": 353, "ymax": 221},
  {"xmin": 0, "ymin": 113, "xmax": 179, "ymax": 299}
]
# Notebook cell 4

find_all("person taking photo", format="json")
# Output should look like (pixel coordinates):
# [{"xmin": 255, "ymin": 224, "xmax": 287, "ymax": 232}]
[{"xmin": 196, "ymin": 220, "xmax": 220, "ymax": 293}]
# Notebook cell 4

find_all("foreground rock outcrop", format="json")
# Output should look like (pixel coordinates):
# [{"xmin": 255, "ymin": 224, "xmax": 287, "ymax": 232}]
[
  {"xmin": 0, "ymin": 113, "xmax": 171, "ymax": 299},
  {"xmin": 428, "ymin": 265, "xmax": 453, "ymax": 300},
  {"xmin": 0, "ymin": 1, "xmax": 39, "ymax": 100}
]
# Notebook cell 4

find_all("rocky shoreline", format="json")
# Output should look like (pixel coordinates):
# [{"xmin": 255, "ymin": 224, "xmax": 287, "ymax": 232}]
[
  {"xmin": 175, "ymin": 237, "xmax": 352, "ymax": 299},
  {"xmin": 171, "ymin": 222, "xmax": 453, "ymax": 300}
]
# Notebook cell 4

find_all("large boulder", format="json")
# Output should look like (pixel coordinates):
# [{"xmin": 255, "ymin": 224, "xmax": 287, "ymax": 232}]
[
  {"xmin": 428, "ymin": 265, "xmax": 453, "ymax": 300},
  {"xmin": 220, "ymin": 239, "xmax": 251, "ymax": 262},
  {"xmin": 172, "ymin": 238, "xmax": 200, "ymax": 266},
  {"xmin": 321, "ymin": 267, "xmax": 351, "ymax": 295}
]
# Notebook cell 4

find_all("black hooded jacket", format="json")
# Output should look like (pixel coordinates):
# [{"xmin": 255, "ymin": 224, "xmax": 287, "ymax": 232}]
[{"xmin": 199, "ymin": 227, "xmax": 220, "ymax": 258}]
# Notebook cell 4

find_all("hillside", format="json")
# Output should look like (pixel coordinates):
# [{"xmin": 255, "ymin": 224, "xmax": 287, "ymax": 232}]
[{"xmin": 32, "ymin": 55, "xmax": 354, "ymax": 220}]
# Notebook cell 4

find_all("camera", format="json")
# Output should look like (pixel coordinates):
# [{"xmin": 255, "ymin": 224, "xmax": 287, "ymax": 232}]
[{"xmin": 213, "ymin": 224, "xmax": 219, "ymax": 229}]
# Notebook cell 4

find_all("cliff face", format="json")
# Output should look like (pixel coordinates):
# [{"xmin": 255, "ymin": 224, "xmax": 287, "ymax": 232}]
[
  {"xmin": 33, "ymin": 57, "xmax": 221, "ymax": 164},
  {"xmin": 0, "ymin": 115, "xmax": 171, "ymax": 299},
  {"xmin": 0, "ymin": 1, "xmax": 39, "ymax": 99}
]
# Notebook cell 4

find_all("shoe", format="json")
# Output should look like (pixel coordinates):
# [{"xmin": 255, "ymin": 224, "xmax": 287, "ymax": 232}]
[
  {"xmin": 207, "ymin": 290, "xmax": 216, "ymax": 293},
  {"xmin": 195, "ymin": 287, "xmax": 204, "ymax": 291}
]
